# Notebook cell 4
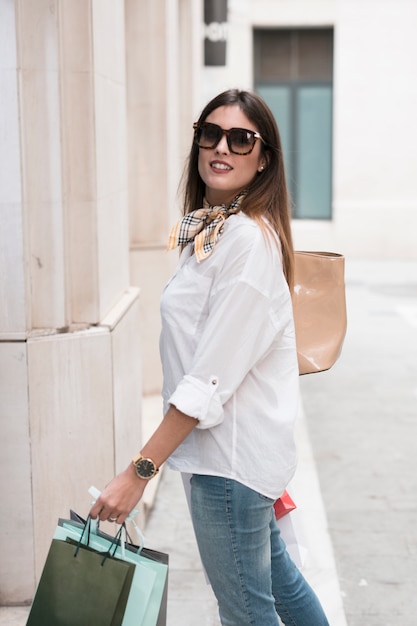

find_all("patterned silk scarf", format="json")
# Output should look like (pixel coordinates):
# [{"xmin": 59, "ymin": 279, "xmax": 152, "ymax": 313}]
[{"xmin": 167, "ymin": 191, "xmax": 246, "ymax": 262}]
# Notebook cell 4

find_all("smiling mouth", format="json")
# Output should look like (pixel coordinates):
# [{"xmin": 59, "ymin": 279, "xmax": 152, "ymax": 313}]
[{"xmin": 211, "ymin": 161, "xmax": 232, "ymax": 171}]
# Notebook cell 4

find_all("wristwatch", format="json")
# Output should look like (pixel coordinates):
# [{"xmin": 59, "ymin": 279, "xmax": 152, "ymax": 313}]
[{"xmin": 132, "ymin": 453, "xmax": 159, "ymax": 480}]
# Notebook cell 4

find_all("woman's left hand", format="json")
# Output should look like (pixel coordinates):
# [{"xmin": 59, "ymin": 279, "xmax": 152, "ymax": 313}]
[{"xmin": 89, "ymin": 462, "xmax": 147, "ymax": 524}]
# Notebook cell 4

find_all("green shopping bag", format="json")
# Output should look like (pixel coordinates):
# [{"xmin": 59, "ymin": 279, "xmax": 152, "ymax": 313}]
[
  {"xmin": 61, "ymin": 515, "xmax": 169, "ymax": 626},
  {"xmin": 27, "ymin": 519, "xmax": 135, "ymax": 626}
]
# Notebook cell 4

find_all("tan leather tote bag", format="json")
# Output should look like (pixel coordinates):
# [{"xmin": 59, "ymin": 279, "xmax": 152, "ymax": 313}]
[{"xmin": 293, "ymin": 251, "xmax": 347, "ymax": 375}]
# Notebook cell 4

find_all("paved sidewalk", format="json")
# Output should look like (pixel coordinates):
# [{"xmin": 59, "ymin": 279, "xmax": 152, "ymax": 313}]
[{"xmin": 300, "ymin": 260, "xmax": 417, "ymax": 625}]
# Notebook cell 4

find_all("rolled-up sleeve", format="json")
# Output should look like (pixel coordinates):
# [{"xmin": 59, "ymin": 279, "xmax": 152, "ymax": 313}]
[{"xmin": 168, "ymin": 374, "xmax": 223, "ymax": 429}]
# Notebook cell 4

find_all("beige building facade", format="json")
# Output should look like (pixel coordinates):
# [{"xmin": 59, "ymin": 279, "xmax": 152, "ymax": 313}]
[{"xmin": 1, "ymin": 0, "xmax": 416, "ymax": 605}]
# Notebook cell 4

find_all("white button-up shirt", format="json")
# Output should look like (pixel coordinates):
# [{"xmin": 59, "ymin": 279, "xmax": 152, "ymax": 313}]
[{"xmin": 160, "ymin": 212, "xmax": 299, "ymax": 499}]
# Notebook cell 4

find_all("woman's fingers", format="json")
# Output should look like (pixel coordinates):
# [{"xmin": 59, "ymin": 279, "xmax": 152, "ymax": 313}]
[{"xmin": 89, "ymin": 463, "xmax": 146, "ymax": 523}]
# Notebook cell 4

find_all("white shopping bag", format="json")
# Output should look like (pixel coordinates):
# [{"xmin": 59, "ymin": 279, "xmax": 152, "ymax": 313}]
[{"xmin": 278, "ymin": 506, "xmax": 308, "ymax": 569}]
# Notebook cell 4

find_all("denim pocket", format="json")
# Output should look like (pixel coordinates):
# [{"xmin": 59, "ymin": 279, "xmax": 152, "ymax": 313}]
[{"xmin": 258, "ymin": 492, "xmax": 275, "ymax": 504}]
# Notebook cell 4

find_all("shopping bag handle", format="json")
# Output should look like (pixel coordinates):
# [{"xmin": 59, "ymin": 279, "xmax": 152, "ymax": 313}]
[{"xmin": 74, "ymin": 515, "xmax": 125, "ymax": 565}]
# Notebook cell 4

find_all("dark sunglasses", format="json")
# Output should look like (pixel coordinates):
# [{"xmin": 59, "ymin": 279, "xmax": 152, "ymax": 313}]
[{"xmin": 193, "ymin": 122, "xmax": 265, "ymax": 155}]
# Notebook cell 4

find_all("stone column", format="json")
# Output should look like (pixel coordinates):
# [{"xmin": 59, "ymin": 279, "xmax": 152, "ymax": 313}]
[{"xmin": 0, "ymin": 0, "xmax": 142, "ymax": 603}]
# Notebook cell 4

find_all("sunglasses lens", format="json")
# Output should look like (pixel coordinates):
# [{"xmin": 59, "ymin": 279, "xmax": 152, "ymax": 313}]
[
  {"xmin": 196, "ymin": 123, "xmax": 222, "ymax": 148},
  {"xmin": 229, "ymin": 129, "xmax": 256, "ymax": 154}
]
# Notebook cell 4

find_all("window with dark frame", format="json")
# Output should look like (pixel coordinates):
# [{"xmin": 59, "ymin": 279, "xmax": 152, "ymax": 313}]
[{"xmin": 254, "ymin": 28, "xmax": 334, "ymax": 220}]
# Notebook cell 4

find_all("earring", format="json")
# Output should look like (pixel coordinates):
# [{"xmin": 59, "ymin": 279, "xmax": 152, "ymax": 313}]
[{"xmin": 259, "ymin": 165, "xmax": 265, "ymax": 172}]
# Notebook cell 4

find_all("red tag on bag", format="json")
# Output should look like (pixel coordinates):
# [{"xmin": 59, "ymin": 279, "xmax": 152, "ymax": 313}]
[{"xmin": 274, "ymin": 490, "xmax": 297, "ymax": 520}]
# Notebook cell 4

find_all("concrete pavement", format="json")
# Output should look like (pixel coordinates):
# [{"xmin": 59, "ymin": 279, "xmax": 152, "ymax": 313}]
[{"xmin": 300, "ymin": 260, "xmax": 417, "ymax": 625}]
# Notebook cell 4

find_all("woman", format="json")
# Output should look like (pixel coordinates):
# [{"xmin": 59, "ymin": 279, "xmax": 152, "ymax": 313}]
[{"xmin": 90, "ymin": 89, "xmax": 329, "ymax": 626}]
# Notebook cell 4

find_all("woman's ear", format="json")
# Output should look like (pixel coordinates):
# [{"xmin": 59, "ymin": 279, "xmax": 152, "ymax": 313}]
[{"xmin": 258, "ymin": 151, "xmax": 270, "ymax": 172}]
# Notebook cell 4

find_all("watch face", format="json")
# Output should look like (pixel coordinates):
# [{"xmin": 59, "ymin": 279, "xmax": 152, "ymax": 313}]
[{"xmin": 136, "ymin": 458, "xmax": 156, "ymax": 478}]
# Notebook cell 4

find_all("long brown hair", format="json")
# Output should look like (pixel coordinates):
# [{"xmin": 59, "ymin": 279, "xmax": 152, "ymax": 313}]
[{"xmin": 181, "ymin": 89, "xmax": 294, "ymax": 288}]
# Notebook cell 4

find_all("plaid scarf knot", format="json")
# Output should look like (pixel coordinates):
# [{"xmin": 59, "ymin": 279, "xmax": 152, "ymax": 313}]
[{"xmin": 167, "ymin": 191, "xmax": 246, "ymax": 262}]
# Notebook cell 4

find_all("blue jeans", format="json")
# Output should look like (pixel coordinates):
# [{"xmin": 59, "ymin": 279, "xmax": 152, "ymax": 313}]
[{"xmin": 190, "ymin": 475, "xmax": 329, "ymax": 626}]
